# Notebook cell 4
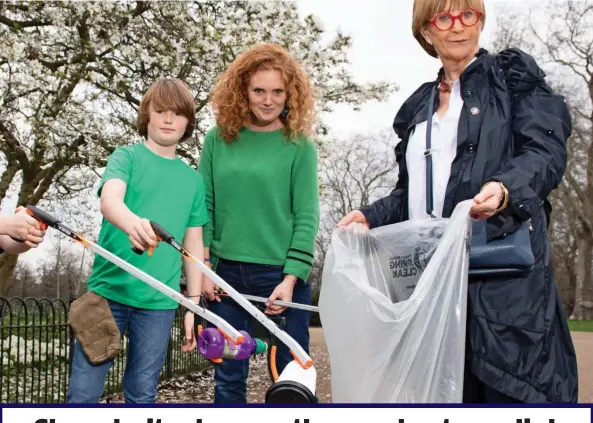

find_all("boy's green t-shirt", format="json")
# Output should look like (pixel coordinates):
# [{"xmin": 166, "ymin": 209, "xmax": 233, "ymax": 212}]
[{"xmin": 87, "ymin": 143, "xmax": 209, "ymax": 310}]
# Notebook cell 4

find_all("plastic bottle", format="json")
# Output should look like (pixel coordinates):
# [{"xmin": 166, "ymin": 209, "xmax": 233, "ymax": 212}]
[{"xmin": 198, "ymin": 328, "xmax": 268, "ymax": 360}]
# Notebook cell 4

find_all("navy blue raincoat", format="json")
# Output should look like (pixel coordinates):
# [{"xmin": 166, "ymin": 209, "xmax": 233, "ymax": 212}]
[{"xmin": 359, "ymin": 47, "xmax": 578, "ymax": 403}]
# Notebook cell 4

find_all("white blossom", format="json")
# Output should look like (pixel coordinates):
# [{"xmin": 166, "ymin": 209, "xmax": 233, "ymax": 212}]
[{"xmin": 0, "ymin": 1, "xmax": 396, "ymax": 238}]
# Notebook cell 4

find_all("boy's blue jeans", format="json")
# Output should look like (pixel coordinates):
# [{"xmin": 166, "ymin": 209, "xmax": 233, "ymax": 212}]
[
  {"xmin": 66, "ymin": 299, "xmax": 175, "ymax": 403},
  {"xmin": 208, "ymin": 259, "xmax": 311, "ymax": 404}
]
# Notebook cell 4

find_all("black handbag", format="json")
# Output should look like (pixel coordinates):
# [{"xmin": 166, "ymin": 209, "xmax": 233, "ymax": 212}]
[{"xmin": 423, "ymin": 85, "xmax": 535, "ymax": 279}]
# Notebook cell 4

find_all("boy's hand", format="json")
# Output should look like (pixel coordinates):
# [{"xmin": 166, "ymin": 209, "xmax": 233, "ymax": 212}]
[
  {"xmin": 1, "ymin": 208, "xmax": 45, "ymax": 248},
  {"xmin": 202, "ymin": 276, "xmax": 221, "ymax": 302},
  {"xmin": 129, "ymin": 217, "xmax": 158, "ymax": 251}
]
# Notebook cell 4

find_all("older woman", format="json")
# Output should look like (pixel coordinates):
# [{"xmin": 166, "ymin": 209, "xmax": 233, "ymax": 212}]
[{"xmin": 338, "ymin": 0, "xmax": 578, "ymax": 403}]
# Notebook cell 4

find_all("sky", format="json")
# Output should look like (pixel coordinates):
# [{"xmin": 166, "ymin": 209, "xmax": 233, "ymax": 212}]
[
  {"xmin": 0, "ymin": 0, "xmax": 548, "ymax": 269},
  {"xmin": 294, "ymin": 0, "xmax": 504, "ymax": 138}
]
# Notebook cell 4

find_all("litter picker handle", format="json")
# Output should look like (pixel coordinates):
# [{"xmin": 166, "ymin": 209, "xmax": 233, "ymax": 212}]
[
  {"xmin": 9, "ymin": 205, "xmax": 52, "ymax": 243},
  {"xmin": 26, "ymin": 205, "xmax": 56, "ymax": 230},
  {"xmin": 131, "ymin": 221, "xmax": 177, "ymax": 255},
  {"xmin": 151, "ymin": 221, "xmax": 174, "ymax": 243},
  {"xmin": 24, "ymin": 205, "xmax": 85, "ymax": 244}
]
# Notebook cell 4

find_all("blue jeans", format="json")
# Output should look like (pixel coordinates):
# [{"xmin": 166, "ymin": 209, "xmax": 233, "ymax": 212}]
[
  {"xmin": 66, "ymin": 299, "xmax": 176, "ymax": 403},
  {"xmin": 208, "ymin": 259, "xmax": 311, "ymax": 404}
]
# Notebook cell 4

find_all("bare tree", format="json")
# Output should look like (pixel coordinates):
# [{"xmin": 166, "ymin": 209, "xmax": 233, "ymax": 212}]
[
  {"xmin": 34, "ymin": 235, "xmax": 91, "ymax": 300},
  {"xmin": 309, "ymin": 130, "xmax": 398, "ymax": 289},
  {"xmin": 4, "ymin": 260, "xmax": 35, "ymax": 298},
  {"xmin": 490, "ymin": 1, "xmax": 593, "ymax": 319}
]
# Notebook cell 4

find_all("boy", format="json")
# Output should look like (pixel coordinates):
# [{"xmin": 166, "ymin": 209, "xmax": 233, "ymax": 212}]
[
  {"xmin": 0, "ymin": 206, "xmax": 46, "ymax": 254},
  {"xmin": 66, "ymin": 78, "xmax": 208, "ymax": 403}
]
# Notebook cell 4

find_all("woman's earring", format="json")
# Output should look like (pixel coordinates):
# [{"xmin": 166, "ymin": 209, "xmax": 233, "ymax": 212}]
[{"xmin": 281, "ymin": 106, "xmax": 290, "ymax": 118}]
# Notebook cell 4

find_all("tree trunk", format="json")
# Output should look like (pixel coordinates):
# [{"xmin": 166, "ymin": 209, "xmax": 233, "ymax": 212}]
[
  {"xmin": 0, "ymin": 160, "xmax": 19, "ymax": 202},
  {"xmin": 570, "ymin": 231, "xmax": 593, "ymax": 320},
  {"xmin": 566, "ymin": 268, "xmax": 577, "ymax": 317},
  {"xmin": 0, "ymin": 254, "xmax": 19, "ymax": 296}
]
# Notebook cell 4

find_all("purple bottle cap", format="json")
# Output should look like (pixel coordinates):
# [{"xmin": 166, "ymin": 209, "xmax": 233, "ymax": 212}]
[{"xmin": 198, "ymin": 327, "xmax": 225, "ymax": 359}]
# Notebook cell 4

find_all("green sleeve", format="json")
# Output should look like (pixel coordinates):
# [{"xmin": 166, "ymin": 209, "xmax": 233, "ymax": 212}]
[
  {"xmin": 198, "ymin": 129, "xmax": 215, "ymax": 247},
  {"xmin": 187, "ymin": 174, "xmax": 210, "ymax": 228},
  {"xmin": 97, "ymin": 146, "xmax": 134, "ymax": 197},
  {"xmin": 283, "ymin": 139, "xmax": 320, "ymax": 283}
]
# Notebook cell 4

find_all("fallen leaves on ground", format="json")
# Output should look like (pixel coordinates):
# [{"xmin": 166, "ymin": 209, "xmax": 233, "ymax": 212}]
[{"xmin": 101, "ymin": 328, "xmax": 332, "ymax": 404}]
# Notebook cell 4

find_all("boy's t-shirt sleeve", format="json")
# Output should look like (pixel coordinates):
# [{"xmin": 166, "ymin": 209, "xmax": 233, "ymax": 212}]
[
  {"xmin": 97, "ymin": 147, "xmax": 134, "ymax": 197},
  {"xmin": 187, "ymin": 174, "xmax": 210, "ymax": 228}
]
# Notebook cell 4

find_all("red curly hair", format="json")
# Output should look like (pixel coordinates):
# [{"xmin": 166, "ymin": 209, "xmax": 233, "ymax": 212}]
[{"xmin": 210, "ymin": 43, "xmax": 316, "ymax": 143}]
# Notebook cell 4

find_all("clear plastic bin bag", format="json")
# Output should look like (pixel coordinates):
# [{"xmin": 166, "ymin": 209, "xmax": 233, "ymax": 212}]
[{"xmin": 319, "ymin": 200, "xmax": 473, "ymax": 403}]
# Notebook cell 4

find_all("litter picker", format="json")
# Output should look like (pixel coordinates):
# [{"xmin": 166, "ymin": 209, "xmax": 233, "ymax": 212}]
[
  {"xmin": 22, "ymin": 205, "xmax": 244, "ymax": 344},
  {"xmin": 132, "ymin": 219, "xmax": 318, "ymax": 403},
  {"xmin": 26, "ymin": 205, "xmax": 318, "ymax": 403},
  {"xmin": 211, "ymin": 288, "xmax": 320, "ymax": 313}
]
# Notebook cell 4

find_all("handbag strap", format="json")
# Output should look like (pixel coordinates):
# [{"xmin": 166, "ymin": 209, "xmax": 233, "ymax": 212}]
[{"xmin": 425, "ymin": 85, "xmax": 437, "ymax": 218}]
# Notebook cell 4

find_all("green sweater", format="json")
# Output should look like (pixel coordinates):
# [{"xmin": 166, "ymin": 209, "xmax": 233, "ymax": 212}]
[{"xmin": 198, "ymin": 127, "xmax": 320, "ymax": 283}]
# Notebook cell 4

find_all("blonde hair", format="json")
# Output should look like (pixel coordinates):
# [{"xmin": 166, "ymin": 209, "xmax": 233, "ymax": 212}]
[
  {"xmin": 210, "ymin": 43, "xmax": 316, "ymax": 143},
  {"xmin": 137, "ymin": 78, "xmax": 196, "ymax": 142},
  {"xmin": 412, "ymin": 0, "xmax": 486, "ymax": 58}
]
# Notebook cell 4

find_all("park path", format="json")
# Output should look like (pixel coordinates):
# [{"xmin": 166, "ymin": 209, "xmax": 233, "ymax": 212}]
[
  {"xmin": 302, "ymin": 328, "xmax": 593, "ymax": 404},
  {"xmin": 102, "ymin": 328, "xmax": 592, "ymax": 403}
]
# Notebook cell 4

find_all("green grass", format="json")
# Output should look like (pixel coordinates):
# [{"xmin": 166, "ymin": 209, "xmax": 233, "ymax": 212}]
[{"xmin": 568, "ymin": 320, "xmax": 593, "ymax": 332}]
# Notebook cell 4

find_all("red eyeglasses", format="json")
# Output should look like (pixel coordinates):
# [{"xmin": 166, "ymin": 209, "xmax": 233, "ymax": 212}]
[{"xmin": 429, "ymin": 8, "xmax": 483, "ymax": 31}]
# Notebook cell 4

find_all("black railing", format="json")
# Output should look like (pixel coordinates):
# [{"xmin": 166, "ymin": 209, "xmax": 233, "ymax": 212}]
[{"xmin": 0, "ymin": 297, "xmax": 209, "ymax": 403}]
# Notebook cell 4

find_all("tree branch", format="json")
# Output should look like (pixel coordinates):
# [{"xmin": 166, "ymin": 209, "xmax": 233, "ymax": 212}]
[
  {"xmin": 26, "ymin": 163, "xmax": 61, "ymax": 206},
  {"xmin": 0, "ymin": 120, "xmax": 31, "ymax": 179},
  {"xmin": 0, "ymin": 159, "xmax": 19, "ymax": 203},
  {"xmin": 0, "ymin": 15, "xmax": 52, "ymax": 29},
  {"xmin": 562, "ymin": 177, "xmax": 593, "ymax": 234}
]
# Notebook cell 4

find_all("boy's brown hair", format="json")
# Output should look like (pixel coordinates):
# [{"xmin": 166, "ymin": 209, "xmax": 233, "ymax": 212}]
[{"xmin": 137, "ymin": 78, "xmax": 196, "ymax": 142}]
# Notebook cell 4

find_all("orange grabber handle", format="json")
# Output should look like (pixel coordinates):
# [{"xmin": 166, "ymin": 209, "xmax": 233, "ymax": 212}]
[
  {"xmin": 132, "ymin": 221, "xmax": 189, "ymax": 258},
  {"xmin": 23, "ymin": 205, "xmax": 88, "ymax": 245},
  {"xmin": 132, "ymin": 239, "xmax": 162, "ymax": 257},
  {"xmin": 25, "ymin": 206, "xmax": 55, "ymax": 231},
  {"xmin": 9, "ymin": 206, "xmax": 50, "ymax": 243}
]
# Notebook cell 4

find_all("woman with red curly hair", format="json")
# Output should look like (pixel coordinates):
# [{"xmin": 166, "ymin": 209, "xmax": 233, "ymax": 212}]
[{"xmin": 197, "ymin": 43, "xmax": 320, "ymax": 404}]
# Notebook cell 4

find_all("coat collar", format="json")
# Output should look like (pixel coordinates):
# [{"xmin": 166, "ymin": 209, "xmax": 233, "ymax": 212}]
[
  {"xmin": 435, "ymin": 47, "xmax": 489, "ymax": 84},
  {"xmin": 395, "ymin": 47, "xmax": 491, "ymax": 135}
]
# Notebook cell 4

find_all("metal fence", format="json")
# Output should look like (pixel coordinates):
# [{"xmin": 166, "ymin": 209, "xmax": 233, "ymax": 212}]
[{"xmin": 0, "ymin": 296, "xmax": 209, "ymax": 403}]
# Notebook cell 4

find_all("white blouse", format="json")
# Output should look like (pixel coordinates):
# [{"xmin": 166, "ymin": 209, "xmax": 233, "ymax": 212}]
[{"xmin": 406, "ymin": 77, "xmax": 464, "ymax": 220}]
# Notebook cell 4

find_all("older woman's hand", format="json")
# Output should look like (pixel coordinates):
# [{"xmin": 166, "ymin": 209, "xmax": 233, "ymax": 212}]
[
  {"xmin": 337, "ymin": 210, "xmax": 370, "ymax": 228},
  {"xmin": 470, "ymin": 182, "xmax": 507, "ymax": 219}
]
